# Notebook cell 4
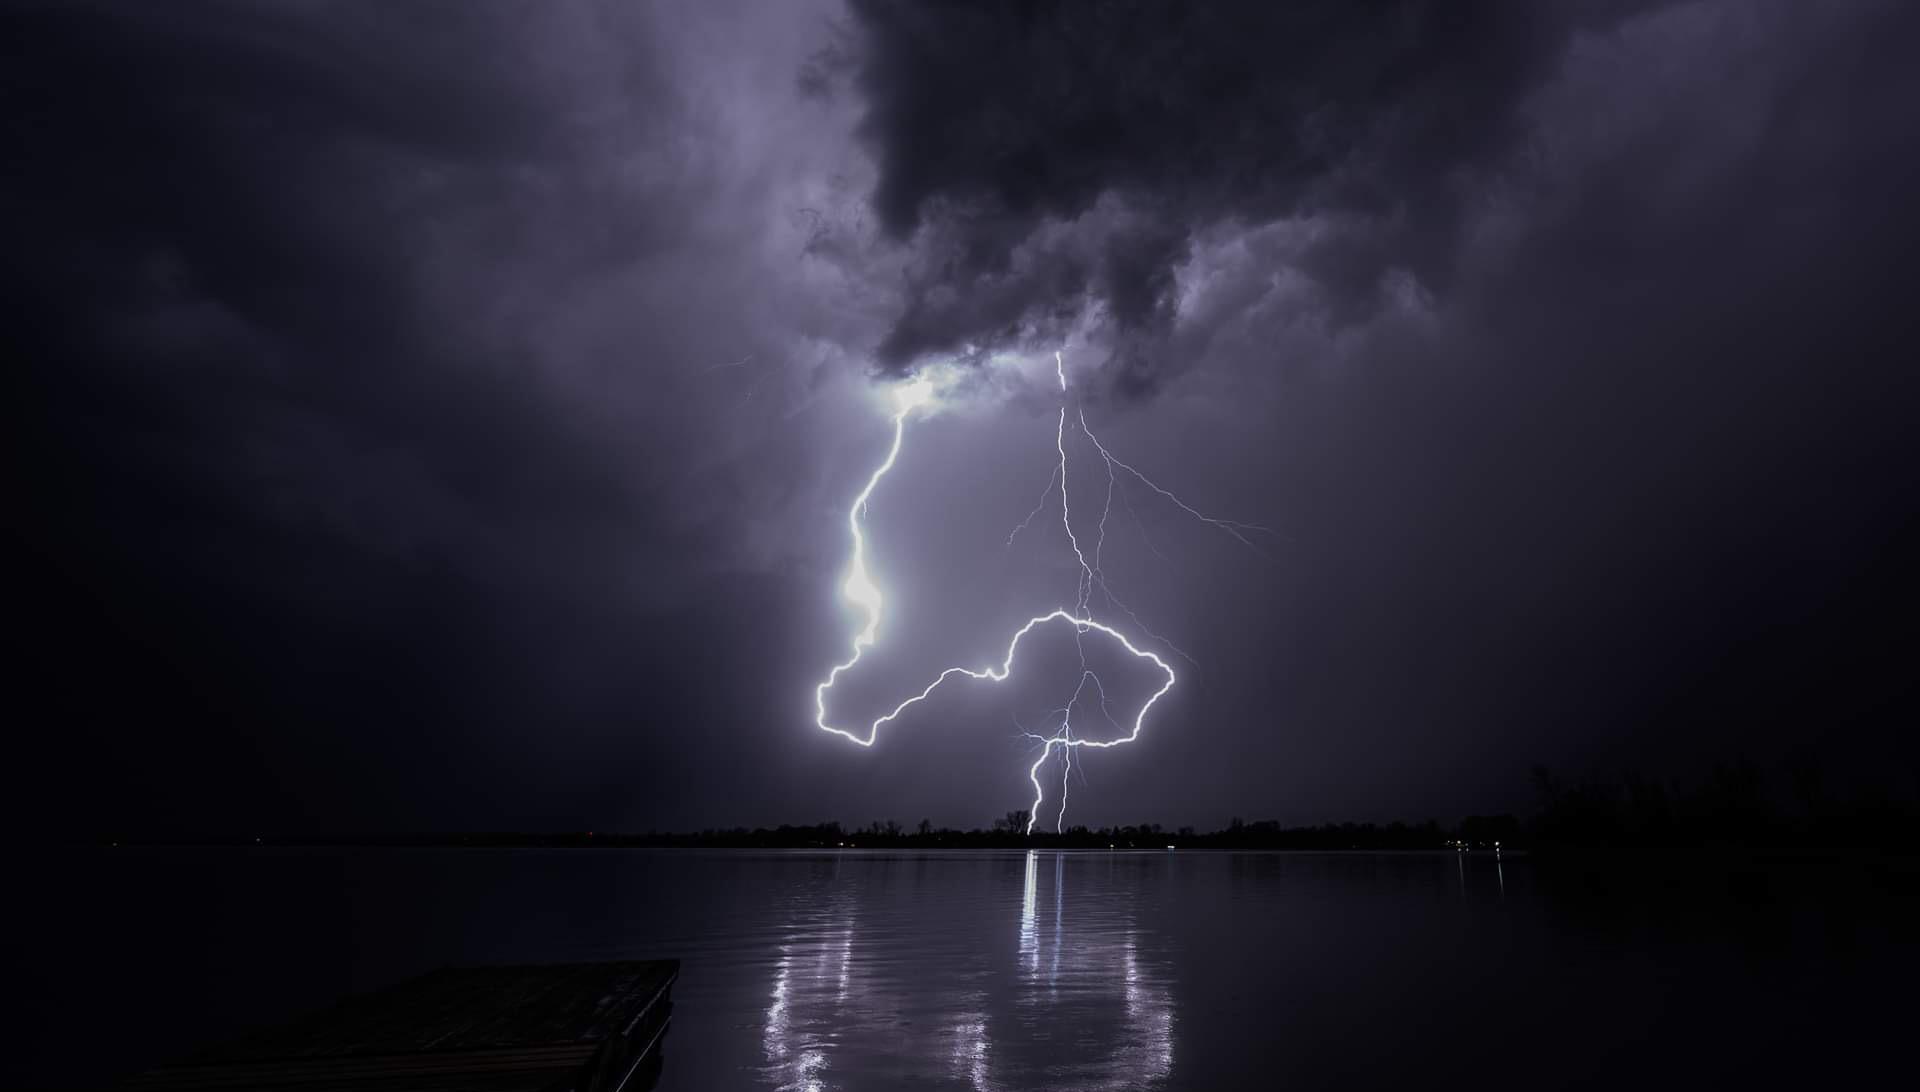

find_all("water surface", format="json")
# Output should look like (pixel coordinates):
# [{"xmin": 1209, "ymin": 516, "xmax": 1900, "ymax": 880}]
[{"xmin": 19, "ymin": 848, "xmax": 1914, "ymax": 1089}]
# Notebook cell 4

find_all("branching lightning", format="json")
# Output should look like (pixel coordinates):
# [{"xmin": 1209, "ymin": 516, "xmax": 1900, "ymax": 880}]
[{"xmin": 814, "ymin": 353, "xmax": 1264, "ymax": 832}]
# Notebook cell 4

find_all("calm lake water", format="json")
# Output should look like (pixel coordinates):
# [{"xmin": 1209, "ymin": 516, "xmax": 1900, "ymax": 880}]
[{"xmin": 18, "ymin": 848, "xmax": 1917, "ymax": 1089}]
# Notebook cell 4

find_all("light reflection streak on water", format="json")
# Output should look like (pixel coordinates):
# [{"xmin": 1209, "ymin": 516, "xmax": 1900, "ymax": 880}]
[
  {"xmin": 1120, "ymin": 935, "xmax": 1176, "ymax": 1082},
  {"xmin": 1020, "ymin": 849, "xmax": 1038, "ymax": 977},
  {"xmin": 761, "ymin": 877, "xmax": 854, "ymax": 1092},
  {"xmin": 947, "ymin": 998, "xmax": 992, "ymax": 1092},
  {"xmin": 1050, "ymin": 851, "xmax": 1064, "ymax": 988},
  {"xmin": 1017, "ymin": 851, "xmax": 1174, "ymax": 1090},
  {"xmin": 763, "ymin": 936, "xmax": 833, "ymax": 1092},
  {"xmin": 759, "ymin": 852, "xmax": 1176, "ymax": 1091}
]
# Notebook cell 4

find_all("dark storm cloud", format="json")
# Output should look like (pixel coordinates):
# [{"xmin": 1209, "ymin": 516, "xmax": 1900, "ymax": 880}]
[
  {"xmin": 4, "ymin": 0, "xmax": 863, "ymax": 833},
  {"xmin": 9, "ymin": 0, "xmax": 1920, "ymax": 838},
  {"xmin": 1095, "ymin": 0, "xmax": 1920, "ymax": 821},
  {"xmin": 826, "ymin": 0, "xmax": 1920, "ymax": 826},
  {"xmin": 847, "ymin": 0, "xmax": 1661, "ymax": 386}
]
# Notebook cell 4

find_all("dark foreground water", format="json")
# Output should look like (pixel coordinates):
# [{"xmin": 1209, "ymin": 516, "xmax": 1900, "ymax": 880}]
[{"xmin": 17, "ymin": 848, "xmax": 1918, "ymax": 1089}]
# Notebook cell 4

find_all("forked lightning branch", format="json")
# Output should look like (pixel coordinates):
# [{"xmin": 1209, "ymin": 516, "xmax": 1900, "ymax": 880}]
[{"xmin": 814, "ymin": 353, "xmax": 1267, "ymax": 832}]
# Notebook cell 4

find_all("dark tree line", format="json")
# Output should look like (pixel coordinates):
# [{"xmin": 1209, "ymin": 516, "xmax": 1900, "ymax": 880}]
[
  {"xmin": 1526, "ymin": 755, "xmax": 1919, "ymax": 849},
  {"xmin": 107, "ymin": 754, "xmax": 1918, "ymax": 852}
]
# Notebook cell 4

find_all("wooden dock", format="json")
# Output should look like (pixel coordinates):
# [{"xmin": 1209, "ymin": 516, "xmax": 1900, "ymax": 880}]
[{"xmin": 121, "ymin": 960, "xmax": 677, "ymax": 1092}]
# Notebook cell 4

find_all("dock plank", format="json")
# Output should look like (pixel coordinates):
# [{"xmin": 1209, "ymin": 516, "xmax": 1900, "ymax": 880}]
[{"xmin": 121, "ymin": 960, "xmax": 677, "ymax": 1092}]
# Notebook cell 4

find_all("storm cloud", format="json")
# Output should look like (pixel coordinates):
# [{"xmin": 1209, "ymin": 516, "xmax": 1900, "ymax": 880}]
[
  {"xmin": 845, "ymin": 0, "xmax": 1663, "ymax": 389},
  {"xmin": 7, "ymin": 0, "xmax": 1919, "ymax": 836},
  {"xmin": 7, "ymin": 0, "xmax": 875, "ymax": 831}
]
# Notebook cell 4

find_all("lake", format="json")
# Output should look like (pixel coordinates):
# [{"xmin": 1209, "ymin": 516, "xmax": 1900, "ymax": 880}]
[{"xmin": 17, "ymin": 848, "xmax": 1915, "ymax": 1089}]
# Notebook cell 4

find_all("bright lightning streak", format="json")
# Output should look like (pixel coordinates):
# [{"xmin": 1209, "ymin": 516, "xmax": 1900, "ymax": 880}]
[
  {"xmin": 1057, "ymin": 403, "xmax": 1093, "ymax": 614},
  {"xmin": 815, "ymin": 352, "xmax": 1259, "ymax": 832},
  {"xmin": 1057, "ymin": 723, "xmax": 1073, "ymax": 831},
  {"xmin": 812, "ymin": 380, "xmax": 935, "ymax": 743},
  {"xmin": 821, "ymin": 606, "xmax": 1174, "ymax": 754}
]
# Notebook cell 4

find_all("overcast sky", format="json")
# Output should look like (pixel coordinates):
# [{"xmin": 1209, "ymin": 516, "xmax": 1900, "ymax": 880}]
[{"xmin": 9, "ymin": 0, "xmax": 1919, "ymax": 834}]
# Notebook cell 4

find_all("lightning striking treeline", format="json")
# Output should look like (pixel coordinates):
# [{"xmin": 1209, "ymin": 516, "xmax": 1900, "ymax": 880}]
[{"xmin": 814, "ymin": 353, "xmax": 1265, "ymax": 832}]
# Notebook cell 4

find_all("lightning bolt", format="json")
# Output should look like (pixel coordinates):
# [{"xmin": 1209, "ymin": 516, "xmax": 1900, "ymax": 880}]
[
  {"xmin": 1077, "ymin": 404, "xmax": 1280, "ymax": 553},
  {"xmin": 814, "ymin": 352, "xmax": 1259, "ymax": 832}
]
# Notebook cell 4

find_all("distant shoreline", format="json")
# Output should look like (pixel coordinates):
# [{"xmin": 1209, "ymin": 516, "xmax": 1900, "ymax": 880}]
[
  {"xmin": 79, "ymin": 760, "xmax": 1920, "ymax": 854},
  {"xmin": 81, "ymin": 831, "xmax": 1914, "ymax": 857}
]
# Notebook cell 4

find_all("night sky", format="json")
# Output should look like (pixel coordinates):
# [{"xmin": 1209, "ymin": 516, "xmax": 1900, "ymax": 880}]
[{"xmin": 10, "ymin": 0, "xmax": 1919, "ymax": 836}]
